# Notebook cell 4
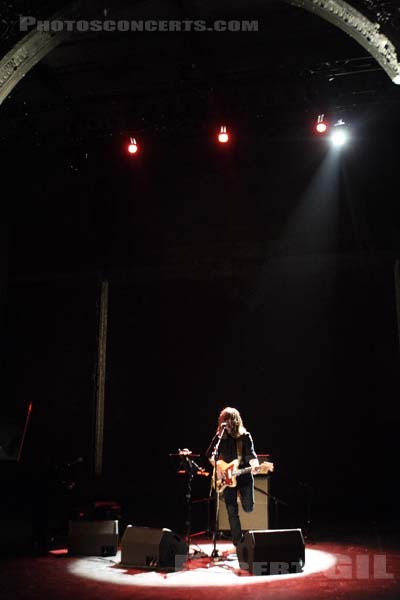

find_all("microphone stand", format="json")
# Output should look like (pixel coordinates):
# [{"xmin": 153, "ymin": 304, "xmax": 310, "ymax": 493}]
[
  {"xmin": 209, "ymin": 427, "xmax": 225, "ymax": 560},
  {"xmin": 182, "ymin": 455, "xmax": 207, "ymax": 553},
  {"xmin": 175, "ymin": 450, "xmax": 207, "ymax": 560},
  {"xmin": 182, "ymin": 455, "xmax": 195, "ymax": 560}
]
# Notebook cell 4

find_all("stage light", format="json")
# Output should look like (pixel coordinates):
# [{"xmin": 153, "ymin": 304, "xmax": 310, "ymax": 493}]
[
  {"xmin": 315, "ymin": 114, "xmax": 328, "ymax": 134},
  {"xmin": 127, "ymin": 137, "xmax": 138, "ymax": 154},
  {"xmin": 330, "ymin": 120, "xmax": 349, "ymax": 147},
  {"xmin": 218, "ymin": 125, "xmax": 229, "ymax": 144}
]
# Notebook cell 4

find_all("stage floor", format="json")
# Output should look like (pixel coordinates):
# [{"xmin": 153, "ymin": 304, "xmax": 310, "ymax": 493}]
[{"xmin": 1, "ymin": 535, "xmax": 399, "ymax": 600}]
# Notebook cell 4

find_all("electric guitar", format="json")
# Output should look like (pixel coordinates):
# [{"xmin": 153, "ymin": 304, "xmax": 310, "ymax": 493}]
[{"xmin": 213, "ymin": 459, "xmax": 274, "ymax": 494}]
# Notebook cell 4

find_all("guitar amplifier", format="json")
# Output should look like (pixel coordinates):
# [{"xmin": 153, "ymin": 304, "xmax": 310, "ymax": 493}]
[{"xmin": 218, "ymin": 476, "xmax": 269, "ymax": 531}]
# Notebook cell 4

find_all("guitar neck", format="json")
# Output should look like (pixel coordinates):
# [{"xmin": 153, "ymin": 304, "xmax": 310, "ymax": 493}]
[{"xmin": 232, "ymin": 466, "xmax": 252, "ymax": 477}]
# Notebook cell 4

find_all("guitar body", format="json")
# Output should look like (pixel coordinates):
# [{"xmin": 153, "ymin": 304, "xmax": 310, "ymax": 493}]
[
  {"xmin": 213, "ymin": 459, "xmax": 274, "ymax": 494},
  {"xmin": 214, "ymin": 459, "xmax": 240, "ymax": 494}
]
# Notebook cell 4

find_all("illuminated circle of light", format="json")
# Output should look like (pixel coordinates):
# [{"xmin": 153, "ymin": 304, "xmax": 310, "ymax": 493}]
[
  {"xmin": 127, "ymin": 136, "xmax": 139, "ymax": 154},
  {"xmin": 316, "ymin": 122, "xmax": 327, "ymax": 134},
  {"xmin": 218, "ymin": 125, "xmax": 229, "ymax": 144},
  {"xmin": 128, "ymin": 142, "xmax": 138, "ymax": 154},
  {"xmin": 331, "ymin": 129, "xmax": 348, "ymax": 147},
  {"xmin": 68, "ymin": 547, "xmax": 337, "ymax": 588}
]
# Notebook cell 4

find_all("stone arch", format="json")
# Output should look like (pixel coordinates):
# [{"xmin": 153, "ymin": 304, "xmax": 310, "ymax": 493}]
[
  {"xmin": 287, "ymin": 0, "xmax": 400, "ymax": 83},
  {"xmin": 1, "ymin": 0, "xmax": 399, "ymax": 107},
  {"xmin": 0, "ymin": 3, "xmax": 82, "ymax": 105}
]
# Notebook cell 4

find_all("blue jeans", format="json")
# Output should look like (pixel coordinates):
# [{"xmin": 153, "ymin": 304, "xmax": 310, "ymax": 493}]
[{"xmin": 223, "ymin": 476, "xmax": 254, "ymax": 545}]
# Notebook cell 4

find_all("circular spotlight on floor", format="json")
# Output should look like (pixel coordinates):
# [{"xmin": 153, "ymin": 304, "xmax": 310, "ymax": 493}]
[{"xmin": 68, "ymin": 545, "xmax": 337, "ymax": 588}]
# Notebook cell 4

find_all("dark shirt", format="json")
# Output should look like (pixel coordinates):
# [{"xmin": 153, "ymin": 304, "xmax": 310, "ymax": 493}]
[{"xmin": 205, "ymin": 431, "xmax": 257, "ymax": 468}]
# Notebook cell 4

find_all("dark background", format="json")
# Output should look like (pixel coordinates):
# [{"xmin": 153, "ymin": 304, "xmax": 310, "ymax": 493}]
[{"xmin": 1, "ymin": 1, "xmax": 400, "ymax": 545}]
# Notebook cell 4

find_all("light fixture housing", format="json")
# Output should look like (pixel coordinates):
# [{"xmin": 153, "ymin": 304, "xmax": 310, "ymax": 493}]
[
  {"xmin": 218, "ymin": 125, "xmax": 229, "ymax": 144},
  {"xmin": 315, "ymin": 114, "xmax": 328, "ymax": 134},
  {"xmin": 128, "ymin": 137, "xmax": 138, "ymax": 154},
  {"xmin": 330, "ymin": 119, "xmax": 349, "ymax": 147}
]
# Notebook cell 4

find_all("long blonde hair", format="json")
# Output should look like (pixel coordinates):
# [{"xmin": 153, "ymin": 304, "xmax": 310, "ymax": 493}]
[{"xmin": 217, "ymin": 407, "xmax": 247, "ymax": 439}]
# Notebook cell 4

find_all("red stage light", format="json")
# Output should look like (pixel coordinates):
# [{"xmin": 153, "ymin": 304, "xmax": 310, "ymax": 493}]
[
  {"xmin": 218, "ymin": 125, "xmax": 229, "ymax": 143},
  {"xmin": 315, "ymin": 114, "xmax": 328, "ymax": 134},
  {"xmin": 127, "ymin": 137, "xmax": 138, "ymax": 154},
  {"xmin": 316, "ymin": 122, "xmax": 327, "ymax": 133}
]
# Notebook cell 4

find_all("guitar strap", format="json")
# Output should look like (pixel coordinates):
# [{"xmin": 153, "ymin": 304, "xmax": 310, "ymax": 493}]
[{"xmin": 236, "ymin": 437, "xmax": 243, "ymax": 466}]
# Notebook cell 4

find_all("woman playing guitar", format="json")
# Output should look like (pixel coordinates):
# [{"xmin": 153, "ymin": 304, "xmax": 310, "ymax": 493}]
[{"xmin": 205, "ymin": 407, "xmax": 274, "ymax": 548}]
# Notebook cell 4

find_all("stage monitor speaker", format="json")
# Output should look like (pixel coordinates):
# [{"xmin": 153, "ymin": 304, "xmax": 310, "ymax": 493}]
[
  {"xmin": 68, "ymin": 520, "xmax": 119, "ymax": 556},
  {"xmin": 237, "ymin": 528, "xmax": 305, "ymax": 575},
  {"xmin": 121, "ymin": 526, "xmax": 188, "ymax": 570},
  {"xmin": 218, "ymin": 475, "xmax": 269, "ymax": 531}
]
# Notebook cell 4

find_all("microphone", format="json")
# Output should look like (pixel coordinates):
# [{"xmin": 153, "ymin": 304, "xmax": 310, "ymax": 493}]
[{"xmin": 218, "ymin": 422, "xmax": 227, "ymax": 434}]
